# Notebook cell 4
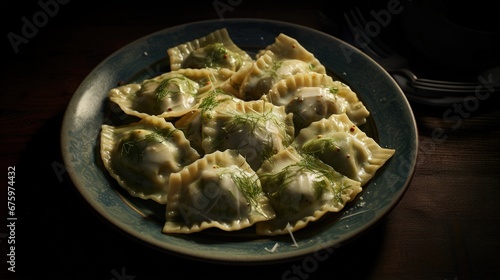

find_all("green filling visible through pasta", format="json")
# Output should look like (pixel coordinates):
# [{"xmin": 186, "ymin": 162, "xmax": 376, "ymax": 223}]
[{"xmin": 183, "ymin": 43, "xmax": 243, "ymax": 71}]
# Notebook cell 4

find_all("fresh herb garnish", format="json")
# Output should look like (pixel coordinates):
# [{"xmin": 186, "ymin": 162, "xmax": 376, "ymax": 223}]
[
  {"xmin": 229, "ymin": 169, "xmax": 261, "ymax": 208},
  {"xmin": 263, "ymin": 60, "xmax": 283, "ymax": 80},
  {"xmin": 184, "ymin": 43, "xmax": 242, "ymax": 70},
  {"xmin": 213, "ymin": 104, "xmax": 289, "ymax": 160},
  {"xmin": 198, "ymin": 89, "xmax": 231, "ymax": 114},
  {"xmin": 328, "ymin": 86, "xmax": 339, "ymax": 94},
  {"xmin": 224, "ymin": 105, "xmax": 286, "ymax": 140},
  {"xmin": 154, "ymin": 76, "xmax": 198, "ymax": 102},
  {"xmin": 301, "ymin": 137, "xmax": 341, "ymax": 156},
  {"xmin": 260, "ymin": 152, "xmax": 347, "ymax": 205},
  {"xmin": 120, "ymin": 128, "xmax": 176, "ymax": 162}
]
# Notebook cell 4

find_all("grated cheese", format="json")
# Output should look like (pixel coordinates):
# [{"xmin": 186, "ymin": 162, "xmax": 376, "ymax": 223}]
[
  {"xmin": 264, "ymin": 242, "xmax": 280, "ymax": 253},
  {"xmin": 286, "ymin": 223, "xmax": 299, "ymax": 247}
]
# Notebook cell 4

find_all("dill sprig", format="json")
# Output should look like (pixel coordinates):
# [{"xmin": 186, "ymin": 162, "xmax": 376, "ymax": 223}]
[
  {"xmin": 328, "ymin": 85, "xmax": 339, "ymax": 94},
  {"xmin": 154, "ymin": 76, "xmax": 198, "ymax": 102},
  {"xmin": 261, "ymin": 153, "xmax": 340, "ymax": 201},
  {"xmin": 301, "ymin": 137, "xmax": 340, "ymax": 156},
  {"xmin": 120, "ymin": 139, "xmax": 141, "ymax": 163},
  {"xmin": 296, "ymin": 153, "xmax": 337, "ymax": 182},
  {"xmin": 145, "ymin": 128, "xmax": 176, "ymax": 143},
  {"xmin": 230, "ymin": 169, "xmax": 261, "ymax": 208},
  {"xmin": 197, "ymin": 70, "xmax": 236, "ymax": 115},
  {"xmin": 225, "ymin": 105, "xmax": 286, "ymax": 139},
  {"xmin": 198, "ymin": 89, "xmax": 232, "ymax": 114},
  {"xmin": 331, "ymin": 177, "xmax": 352, "ymax": 207},
  {"xmin": 205, "ymin": 43, "xmax": 228, "ymax": 68},
  {"xmin": 192, "ymin": 43, "xmax": 242, "ymax": 69},
  {"xmin": 296, "ymin": 153, "xmax": 354, "ymax": 206},
  {"xmin": 120, "ymin": 128, "xmax": 176, "ymax": 162},
  {"xmin": 263, "ymin": 60, "xmax": 283, "ymax": 79},
  {"xmin": 211, "ymin": 104, "xmax": 290, "ymax": 163}
]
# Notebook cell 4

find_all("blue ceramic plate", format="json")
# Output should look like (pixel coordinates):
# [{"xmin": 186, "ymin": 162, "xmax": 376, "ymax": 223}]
[{"xmin": 61, "ymin": 19, "xmax": 418, "ymax": 263}]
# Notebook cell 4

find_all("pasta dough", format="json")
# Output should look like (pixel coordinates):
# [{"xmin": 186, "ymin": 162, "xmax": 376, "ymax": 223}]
[
  {"xmin": 256, "ymin": 147, "xmax": 362, "ymax": 236},
  {"xmin": 167, "ymin": 28, "xmax": 253, "ymax": 71},
  {"xmin": 201, "ymin": 99, "xmax": 295, "ymax": 171},
  {"xmin": 222, "ymin": 33, "xmax": 326, "ymax": 101},
  {"xmin": 262, "ymin": 72, "xmax": 370, "ymax": 133},
  {"xmin": 100, "ymin": 116, "xmax": 200, "ymax": 204},
  {"xmin": 99, "ymin": 28, "xmax": 396, "ymax": 237},
  {"xmin": 164, "ymin": 149, "xmax": 276, "ymax": 233},
  {"xmin": 292, "ymin": 113, "xmax": 395, "ymax": 186},
  {"xmin": 108, "ymin": 68, "xmax": 233, "ymax": 119}
]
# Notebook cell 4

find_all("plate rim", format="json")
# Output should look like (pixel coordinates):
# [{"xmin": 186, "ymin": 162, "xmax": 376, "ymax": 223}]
[{"xmin": 60, "ymin": 18, "xmax": 418, "ymax": 264}]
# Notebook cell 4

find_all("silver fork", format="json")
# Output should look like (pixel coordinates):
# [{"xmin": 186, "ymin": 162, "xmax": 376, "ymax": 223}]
[{"xmin": 342, "ymin": 7, "xmax": 500, "ymax": 103}]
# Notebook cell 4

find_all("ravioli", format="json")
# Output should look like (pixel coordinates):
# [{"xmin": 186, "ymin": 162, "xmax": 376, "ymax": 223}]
[
  {"xmin": 99, "ymin": 29, "xmax": 397, "ymax": 238},
  {"xmin": 292, "ymin": 113, "xmax": 395, "ymax": 186},
  {"xmin": 100, "ymin": 116, "xmax": 200, "ymax": 204},
  {"xmin": 201, "ymin": 99, "xmax": 295, "ymax": 171},
  {"xmin": 221, "ymin": 33, "xmax": 325, "ymax": 101},
  {"xmin": 256, "ymin": 147, "xmax": 362, "ymax": 236},
  {"xmin": 255, "ymin": 33, "xmax": 326, "ymax": 73},
  {"xmin": 262, "ymin": 72, "xmax": 370, "ymax": 132},
  {"xmin": 108, "ymin": 68, "xmax": 233, "ymax": 120},
  {"xmin": 167, "ymin": 28, "xmax": 253, "ymax": 71},
  {"xmin": 233, "ymin": 51, "xmax": 321, "ymax": 101},
  {"xmin": 164, "ymin": 149, "xmax": 276, "ymax": 234},
  {"xmin": 174, "ymin": 88, "xmax": 242, "ymax": 156}
]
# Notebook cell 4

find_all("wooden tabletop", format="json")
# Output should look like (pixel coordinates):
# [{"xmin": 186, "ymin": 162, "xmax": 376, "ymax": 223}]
[{"xmin": 2, "ymin": 1, "xmax": 500, "ymax": 279}]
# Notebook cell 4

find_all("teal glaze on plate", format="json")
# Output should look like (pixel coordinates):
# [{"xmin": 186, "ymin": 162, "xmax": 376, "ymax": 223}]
[{"xmin": 61, "ymin": 19, "xmax": 418, "ymax": 263}]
